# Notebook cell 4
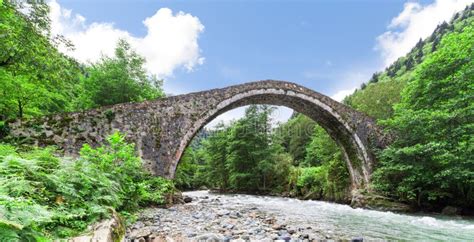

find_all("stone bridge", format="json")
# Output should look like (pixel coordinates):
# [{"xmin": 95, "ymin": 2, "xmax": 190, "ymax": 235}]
[{"xmin": 4, "ymin": 80, "xmax": 389, "ymax": 191}]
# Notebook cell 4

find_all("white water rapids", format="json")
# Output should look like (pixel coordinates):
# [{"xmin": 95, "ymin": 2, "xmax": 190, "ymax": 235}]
[{"xmin": 184, "ymin": 190, "xmax": 474, "ymax": 241}]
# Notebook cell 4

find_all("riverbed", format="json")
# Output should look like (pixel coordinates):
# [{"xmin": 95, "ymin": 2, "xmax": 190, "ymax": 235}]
[{"xmin": 125, "ymin": 190, "xmax": 474, "ymax": 241}]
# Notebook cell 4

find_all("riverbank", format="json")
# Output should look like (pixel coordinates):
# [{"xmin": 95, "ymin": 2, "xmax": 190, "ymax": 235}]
[
  {"xmin": 125, "ymin": 190, "xmax": 474, "ymax": 241},
  {"xmin": 125, "ymin": 193, "xmax": 336, "ymax": 241}
]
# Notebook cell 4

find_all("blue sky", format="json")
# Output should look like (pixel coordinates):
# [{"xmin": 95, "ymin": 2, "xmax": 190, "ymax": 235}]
[
  {"xmin": 49, "ymin": 0, "xmax": 472, "ymax": 124},
  {"xmin": 58, "ymin": 0, "xmax": 406, "ymax": 95}
]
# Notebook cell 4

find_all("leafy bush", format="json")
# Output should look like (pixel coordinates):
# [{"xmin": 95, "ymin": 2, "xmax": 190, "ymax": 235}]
[
  {"xmin": 287, "ymin": 153, "xmax": 350, "ymax": 202},
  {"xmin": 373, "ymin": 23, "xmax": 474, "ymax": 208},
  {"xmin": 0, "ymin": 132, "xmax": 174, "ymax": 239}
]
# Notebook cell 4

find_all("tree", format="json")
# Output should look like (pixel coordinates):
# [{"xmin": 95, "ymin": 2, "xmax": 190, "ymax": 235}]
[
  {"xmin": 374, "ymin": 25, "xmax": 474, "ymax": 208},
  {"xmin": 226, "ymin": 105, "xmax": 274, "ymax": 191},
  {"xmin": 201, "ymin": 122, "xmax": 231, "ymax": 191},
  {"xmin": 303, "ymin": 125, "xmax": 339, "ymax": 167},
  {"xmin": 344, "ymin": 80, "xmax": 406, "ymax": 120},
  {"xmin": 77, "ymin": 39, "xmax": 164, "ymax": 109},
  {"xmin": 0, "ymin": 2, "xmax": 82, "ymax": 119},
  {"xmin": 368, "ymin": 72, "xmax": 380, "ymax": 84},
  {"xmin": 273, "ymin": 113, "xmax": 315, "ymax": 164}
]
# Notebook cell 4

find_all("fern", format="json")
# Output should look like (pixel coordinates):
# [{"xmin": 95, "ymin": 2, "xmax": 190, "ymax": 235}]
[{"xmin": 0, "ymin": 132, "xmax": 175, "ymax": 239}]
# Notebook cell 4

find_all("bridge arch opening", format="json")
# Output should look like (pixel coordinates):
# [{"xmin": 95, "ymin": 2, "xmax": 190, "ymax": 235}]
[
  {"xmin": 175, "ymin": 104, "xmax": 354, "ymax": 195},
  {"xmin": 167, "ymin": 84, "xmax": 374, "ymax": 190}
]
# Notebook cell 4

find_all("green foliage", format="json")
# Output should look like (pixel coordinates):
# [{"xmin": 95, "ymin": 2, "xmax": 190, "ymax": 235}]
[
  {"xmin": 175, "ymin": 105, "xmax": 351, "ymax": 202},
  {"xmin": 274, "ymin": 114, "xmax": 315, "ymax": 164},
  {"xmin": 288, "ymin": 153, "xmax": 350, "ymax": 203},
  {"xmin": 173, "ymin": 147, "xmax": 208, "ymax": 191},
  {"xmin": 0, "ymin": 132, "xmax": 174, "ymax": 239},
  {"xmin": 75, "ymin": 39, "xmax": 164, "ymax": 110},
  {"xmin": 345, "ymin": 5, "xmax": 474, "ymax": 121},
  {"xmin": 294, "ymin": 124, "xmax": 351, "ymax": 202},
  {"xmin": 303, "ymin": 125, "xmax": 339, "ymax": 167},
  {"xmin": 344, "ymin": 80, "xmax": 406, "ymax": 120},
  {"xmin": 226, "ymin": 105, "xmax": 275, "ymax": 192},
  {"xmin": 373, "ymin": 22, "xmax": 474, "ymax": 208},
  {"xmin": 269, "ymin": 151, "xmax": 293, "ymax": 193},
  {"xmin": 0, "ymin": 120, "xmax": 9, "ymax": 138},
  {"xmin": 0, "ymin": 3, "xmax": 165, "ymax": 122},
  {"xmin": 0, "ymin": 2, "xmax": 83, "ymax": 120},
  {"xmin": 0, "ymin": 196, "xmax": 50, "ymax": 241},
  {"xmin": 174, "ymin": 148, "xmax": 199, "ymax": 190},
  {"xmin": 296, "ymin": 167, "xmax": 326, "ymax": 194}
]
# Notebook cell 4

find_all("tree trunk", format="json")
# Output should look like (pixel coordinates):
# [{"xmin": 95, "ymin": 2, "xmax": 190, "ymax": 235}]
[{"xmin": 18, "ymin": 100, "xmax": 23, "ymax": 118}]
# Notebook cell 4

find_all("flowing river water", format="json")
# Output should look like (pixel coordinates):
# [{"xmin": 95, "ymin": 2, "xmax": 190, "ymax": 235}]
[{"xmin": 126, "ymin": 190, "xmax": 474, "ymax": 241}]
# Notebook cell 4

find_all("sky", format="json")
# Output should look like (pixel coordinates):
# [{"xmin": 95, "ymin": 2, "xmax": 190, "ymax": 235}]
[{"xmin": 48, "ymin": 0, "xmax": 473, "ymax": 126}]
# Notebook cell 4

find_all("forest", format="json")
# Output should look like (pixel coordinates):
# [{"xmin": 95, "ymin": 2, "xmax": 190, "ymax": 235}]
[
  {"xmin": 175, "ymin": 4, "xmax": 474, "ymax": 211},
  {"xmin": 0, "ymin": 2, "xmax": 170, "ymax": 240},
  {"xmin": 0, "ymin": 0, "xmax": 473, "ymax": 240}
]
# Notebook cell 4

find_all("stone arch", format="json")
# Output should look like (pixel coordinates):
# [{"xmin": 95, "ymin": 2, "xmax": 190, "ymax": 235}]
[
  {"xmin": 167, "ymin": 81, "xmax": 381, "ymax": 190},
  {"xmin": 5, "ymin": 80, "xmax": 387, "ymax": 192}
]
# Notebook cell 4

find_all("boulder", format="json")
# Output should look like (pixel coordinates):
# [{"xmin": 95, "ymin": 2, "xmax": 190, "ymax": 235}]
[
  {"xmin": 441, "ymin": 206, "xmax": 462, "ymax": 216},
  {"xmin": 351, "ymin": 190, "xmax": 412, "ymax": 213},
  {"xmin": 183, "ymin": 195, "xmax": 193, "ymax": 203},
  {"xmin": 195, "ymin": 233, "xmax": 224, "ymax": 242},
  {"xmin": 69, "ymin": 210, "xmax": 124, "ymax": 242},
  {"xmin": 271, "ymin": 224, "xmax": 286, "ymax": 230},
  {"xmin": 171, "ymin": 192, "xmax": 184, "ymax": 204},
  {"xmin": 128, "ymin": 227, "xmax": 152, "ymax": 240}
]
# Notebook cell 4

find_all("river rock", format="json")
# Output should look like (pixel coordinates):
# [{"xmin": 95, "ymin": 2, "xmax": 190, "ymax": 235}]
[
  {"xmin": 195, "ymin": 233, "xmax": 223, "ymax": 241},
  {"xmin": 441, "ymin": 206, "xmax": 462, "ymax": 215},
  {"xmin": 222, "ymin": 223, "xmax": 235, "ymax": 230},
  {"xmin": 183, "ymin": 196, "xmax": 193, "ymax": 203},
  {"xmin": 129, "ymin": 227, "xmax": 152, "ymax": 239},
  {"xmin": 352, "ymin": 192, "xmax": 412, "ymax": 212},
  {"xmin": 278, "ymin": 235, "xmax": 291, "ymax": 241},
  {"xmin": 132, "ymin": 221, "xmax": 145, "ymax": 230},
  {"xmin": 124, "ymin": 192, "xmax": 336, "ymax": 241},
  {"xmin": 272, "ymin": 224, "xmax": 286, "ymax": 230},
  {"xmin": 229, "ymin": 211, "xmax": 242, "ymax": 218},
  {"xmin": 70, "ymin": 211, "xmax": 124, "ymax": 242},
  {"xmin": 233, "ymin": 230, "xmax": 245, "ymax": 235},
  {"xmin": 217, "ymin": 209, "xmax": 230, "ymax": 216}
]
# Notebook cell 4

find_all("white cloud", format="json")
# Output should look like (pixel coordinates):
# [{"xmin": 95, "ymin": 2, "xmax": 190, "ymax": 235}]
[
  {"xmin": 331, "ymin": 88, "xmax": 356, "ymax": 102},
  {"xmin": 48, "ymin": 0, "xmax": 204, "ymax": 79},
  {"xmin": 376, "ymin": 0, "xmax": 472, "ymax": 67},
  {"xmin": 206, "ymin": 107, "xmax": 245, "ymax": 128},
  {"xmin": 205, "ymin": 106, "xmax": 293, "ymax": 129}
]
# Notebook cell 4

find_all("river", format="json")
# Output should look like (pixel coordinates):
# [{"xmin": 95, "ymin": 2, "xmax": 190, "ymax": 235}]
[{"xmin": 126, "ymin": 190, "xmax": 474, "ymax": 241}]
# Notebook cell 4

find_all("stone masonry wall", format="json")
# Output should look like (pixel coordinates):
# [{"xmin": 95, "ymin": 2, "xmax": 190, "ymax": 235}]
[{"xmin": 4, "ymin": 80, "xmax": 390, "ymax": 191}]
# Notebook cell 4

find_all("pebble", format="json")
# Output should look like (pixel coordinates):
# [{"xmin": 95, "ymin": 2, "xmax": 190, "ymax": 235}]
[{"xmin": 125, "ymin": 192, "xmax": 342, "ymax": 241}]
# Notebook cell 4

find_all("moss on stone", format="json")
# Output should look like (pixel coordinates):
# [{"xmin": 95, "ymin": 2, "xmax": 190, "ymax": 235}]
[
  {"xmin": 111, "ymin": 211, "xmax": 125, "ymax": 242},
  {"xmin": 351, "ymin": 190, "xmax": 413, "ymax": 212}
]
